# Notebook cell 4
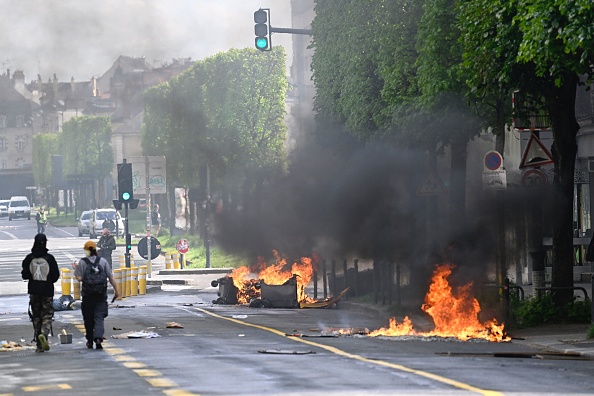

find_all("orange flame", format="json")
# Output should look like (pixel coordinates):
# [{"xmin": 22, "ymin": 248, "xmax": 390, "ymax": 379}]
[
  {"xmin": 370, "ymin": 264, "xmax": 510, "ymax": 342},
  {"xmin": 227, "ymin": 251, "xmax": 316, "ymax": 304}
]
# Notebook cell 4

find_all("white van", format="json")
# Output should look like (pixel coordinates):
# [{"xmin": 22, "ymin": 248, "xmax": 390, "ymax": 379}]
[{"xmin": 8, "ymin": 196, "xmax": 31, "ymax": 220}]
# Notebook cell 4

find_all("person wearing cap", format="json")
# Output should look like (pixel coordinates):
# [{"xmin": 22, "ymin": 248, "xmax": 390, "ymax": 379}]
[
  {"xmin": 74, "ymin": 240, "xmax": 120, "ymax": 349},
  {"xmin": 21, "ymin": 233, "xmax": 60, "ymax": 353}
]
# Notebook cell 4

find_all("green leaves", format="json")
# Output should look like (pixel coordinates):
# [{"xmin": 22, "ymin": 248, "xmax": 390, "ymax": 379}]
[{"xmin": 142, "ymin": 47, "xmax": 288, "ymax": 190}]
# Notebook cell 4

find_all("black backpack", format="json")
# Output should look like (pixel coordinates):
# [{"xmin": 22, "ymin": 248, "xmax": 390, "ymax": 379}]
[{"xmin": 82, "ymin": 257, "xmax": 108, "ymax": 295}]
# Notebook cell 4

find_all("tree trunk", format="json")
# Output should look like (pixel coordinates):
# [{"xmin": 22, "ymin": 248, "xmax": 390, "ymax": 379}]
[
  {"xmin": 449, "ymin": 134, "xmax": 468, "ymax": 231},
  {"xmin": 549, "ymin": 72, "xmax": 580, "ymax": 308}
]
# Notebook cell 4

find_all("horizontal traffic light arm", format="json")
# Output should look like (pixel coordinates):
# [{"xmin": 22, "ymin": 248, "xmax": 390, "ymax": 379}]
[{"xmin": 269, "ymin": 27, "xmax": 312, "ymax": 35}]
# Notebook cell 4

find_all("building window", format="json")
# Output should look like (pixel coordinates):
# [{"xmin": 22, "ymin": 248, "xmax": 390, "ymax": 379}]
[
  {"xmin": 15, "ymin": 135, "xmax": 28, "ymax": 152},
  {"xmin": 0, "ymin": 159, "xmax": 6, "ymax": 169},
  {"xmin": 0, "ymin": 136, "xmax": 7, "ymax": 152},
  {"xmin": 15, "ymin": 157, "xmax": 25, "ymax": 169},
  {"xmin": 16, "ymin": 115, "xmax": 24, "ymax": 128},
  {"xmin": 0, "ymin": 115, "xmax": 6, "ymax": 128}
]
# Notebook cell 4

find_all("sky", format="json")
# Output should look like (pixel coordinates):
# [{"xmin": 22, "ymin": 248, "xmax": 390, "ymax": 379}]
[{"xmin": 0, "ymin": 0, "xmax": 293, "ymax": 81}]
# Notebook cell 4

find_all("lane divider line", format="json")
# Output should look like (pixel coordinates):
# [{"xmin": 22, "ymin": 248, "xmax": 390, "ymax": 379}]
[{"xmin": 191, "ymin": 307, "xmax": 503, "ymax": 396}]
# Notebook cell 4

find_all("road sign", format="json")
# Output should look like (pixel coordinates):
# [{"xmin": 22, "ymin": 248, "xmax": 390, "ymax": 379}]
[
  {"xmin": 176, "ymin": 238, "xmax": 189, "ymax": 254},
  {"xmin": 416, "ymin": 173, "xmax": 445, "ymax": 196},
  {"xmin": 128, "ymin": 156, "xmax": 167, "ymax": 194},
  {"xmin": 137, "ymin": 237, "xmax": 162, "ymax": 260},
  {"xmin": 521, "ymin": 168, "xmax": 548, "ymax": 190},
  {"xmin": 519, "ymin": 133, "xmax": 554, "ymax": 169},
  {"xmin": 484, "ymin": 151, "xmax": 503, "ymax": 171},
  {"xmin": 482, "ymin": 170, "xmax": 507, "ymax": 191}
]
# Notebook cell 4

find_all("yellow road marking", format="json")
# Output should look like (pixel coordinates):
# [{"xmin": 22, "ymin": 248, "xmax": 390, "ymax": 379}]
[
  {"xmin": 146, "ymin": 378, "xmax": 177, "ymax": 387},
  {"xmin": 195, "ymin": 307, "xmax": 503, "ymax": 396},
  {"xmin": 22, "ymin": 384, "xmax": 72, "ymax": 392},
  {"xmin": 113, "ymin": 354, "xmax": 136, "ymax": 361},
  {"xmin": 163, "ymin": 389, "xmax": 199, "ymax": 396},
  {"xmin": 134, "ymin": 369, "xmax": 161, "ymax": 377},
  {"xmin": 123, "ymin": 361, "xmax": 147, "ymax": 369},
  {"xmin": 103, "ymin": 347, "xmax": 126, "ymax": 355}
]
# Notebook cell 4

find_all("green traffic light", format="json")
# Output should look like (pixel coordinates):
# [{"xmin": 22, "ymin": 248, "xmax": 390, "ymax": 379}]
[
  {"xmin": 122, "ymin": 192, "xmax": 131, "ymax": 201},
  {"xmin": 256, "ymin": 37, "xmax": 268, "ymax": 50}
]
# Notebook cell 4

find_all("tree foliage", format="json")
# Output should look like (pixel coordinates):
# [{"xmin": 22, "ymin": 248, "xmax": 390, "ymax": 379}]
[
  {"xmin": 458, "ymin": 0, "xmax": 594, "ymax": 306},
  {"xmin": 142, "ymin": 47, "xmax": 288, "ymax": 195},
  {"xmin": 32, "ymin": 133, "xmax": 60, "ymax": 188},
  {"xmin": 60, "ymin": 116, "xmax": 113, "ymax": 178}
]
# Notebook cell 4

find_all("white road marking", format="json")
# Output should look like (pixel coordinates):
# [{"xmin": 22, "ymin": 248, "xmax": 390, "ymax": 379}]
[{"xmin": 0, "ymin": 230, "xmax": 18, "ymax": 239}]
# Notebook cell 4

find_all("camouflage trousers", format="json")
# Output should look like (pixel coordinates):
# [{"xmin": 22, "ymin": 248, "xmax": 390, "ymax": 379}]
[{"xmin": 29, "ymin": 295, "xmax": 54, "ymax": 342}]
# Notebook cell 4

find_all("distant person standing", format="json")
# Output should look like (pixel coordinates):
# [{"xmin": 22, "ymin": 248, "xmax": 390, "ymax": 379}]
[
  {"xmin": 97, "ymin": 228, "xmax": 116, "ymax": 266},
  {"xmin": 151, "ymin": 204, "xmax": 161, "ymax": 236},
  {"xmin": 74, "ymin": 240, "xmax": 119, "ymax": 350},
  {"xmin": 35, "ymin": 207, "xmax": 47, "ymax": 234},
  {"xmin": 21, "ymin": 234, "xmax": 60, "ymax": 353}
]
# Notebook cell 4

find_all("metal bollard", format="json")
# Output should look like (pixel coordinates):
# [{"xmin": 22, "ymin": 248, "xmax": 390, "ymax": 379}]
[
  {"xmin": 119, "ymin": 255, "xmax": 125, "ymax": 270},
  {"xmin": 130, "ymin": 266, "xmax": 138, "ymax": 296},
  {"xmin": 120, "ymin": 268, "xmax": 128, "ymax": 298},
  {"xmin": 138, "ymin": 266, "xmax": 147, "ymax": 295},
  {"xmin": 61, "ymin": 268, "xmax": 72, "ymax": 296},
  {"xmin": 114, "ymin": 269, "xmax": 123, "ymax": 300},
  {"xmin": 165, "ymin": 255, "xmax": 172, "ymax": 270},
  {"xmin": 125, "ymin": 268, "xmax": 132, "ymax": 297},
  {"xmin": 173, "ymin": 253, "xmax": 180, "ymax": 269},
  {"xmin": 73, "ymin": 278, "xmax": 81, "ymax": 300}
]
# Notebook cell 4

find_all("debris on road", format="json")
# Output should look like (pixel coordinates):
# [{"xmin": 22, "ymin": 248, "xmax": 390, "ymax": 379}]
[
  {"xmin": 258, "ymin": 349, "xmax": 316, "ymax": 355},
  {"xmin": 165, "ymin": 322, "xmax": 184, "ymax": 328},
  {"xmin": 111, "ymin": 330, "xmax": 160, "ymax": 339},
  {"xmin": 0, "ymin": 340, "xmax": 34, "ymax": 351}
]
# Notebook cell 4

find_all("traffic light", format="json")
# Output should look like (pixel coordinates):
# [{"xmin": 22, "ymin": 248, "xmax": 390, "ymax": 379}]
[
  {"xmin": 125, "ymin": 233, "xmax": 132, "ymax": 251},
  {"xmin": 117, "ymin": 162, "xmax": 133, "ymax": 203},
  {"xmin": 254, "ymin": 9, "xmax": 271, "ymax": 51}
]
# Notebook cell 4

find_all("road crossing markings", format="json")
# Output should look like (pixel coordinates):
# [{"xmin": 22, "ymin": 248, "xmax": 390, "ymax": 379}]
[{"xmin": 192, "ymin": 307, "xmax": 504, "ymax": 396}]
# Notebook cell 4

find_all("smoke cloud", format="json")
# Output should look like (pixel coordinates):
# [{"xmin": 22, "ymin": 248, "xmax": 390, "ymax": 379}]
[{"xmin": 0, "ymin": 0, "xmax": 292, "ymax": 81}]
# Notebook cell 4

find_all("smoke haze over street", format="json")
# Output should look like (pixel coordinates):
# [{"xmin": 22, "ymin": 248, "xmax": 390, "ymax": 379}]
[{"xmin": 0, "ymin": 0, "xmax": 292, "ymax": 80}]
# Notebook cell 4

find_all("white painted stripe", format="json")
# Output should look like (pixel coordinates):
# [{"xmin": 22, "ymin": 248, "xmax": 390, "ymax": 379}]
[{"xmin": 0, "ymin": 230, "xmax": 18, "ymax": 239}]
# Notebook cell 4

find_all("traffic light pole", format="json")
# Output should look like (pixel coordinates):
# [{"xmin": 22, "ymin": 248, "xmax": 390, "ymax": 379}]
[{"xmin": 124, "ymin": 202, "xmax": 130, "ymax": 268}]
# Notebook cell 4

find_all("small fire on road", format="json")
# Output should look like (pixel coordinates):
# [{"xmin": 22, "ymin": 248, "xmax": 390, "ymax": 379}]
[{"xmin": 369, "ymin": 264, "xmax": 510, "ymax": 342}]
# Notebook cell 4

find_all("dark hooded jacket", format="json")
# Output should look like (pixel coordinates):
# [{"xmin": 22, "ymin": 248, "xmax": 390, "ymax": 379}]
[{"xmin": 21, "ymin": 235, "xmax": 60, "ymax": 296}]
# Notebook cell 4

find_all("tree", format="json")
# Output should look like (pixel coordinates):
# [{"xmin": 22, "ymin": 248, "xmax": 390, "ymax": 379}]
[
  {"xmin": 32, "ymin": 133, "xmax": 60, "ymax": 206},
  {"xmin": 458, "ymin": 0, "xmax": 594, "ymax": 306},
  {"xmin": 143, "ymin": 47, "xmax": 288, "ymax": 232},
  {"xmin": 60, "ymin": 116, "xmax": 113, "ymax": 208}
]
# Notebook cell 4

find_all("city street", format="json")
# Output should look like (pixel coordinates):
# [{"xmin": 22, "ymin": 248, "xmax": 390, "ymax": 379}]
[{"xmin": 2, "ymin": 221, "xmax": 594, "ymax": 395}]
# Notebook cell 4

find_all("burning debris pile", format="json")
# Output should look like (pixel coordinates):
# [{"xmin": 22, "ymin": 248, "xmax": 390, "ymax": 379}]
[
  {"xmin": 370, "ymin": 264, "xmax": 510, "ymax": 342},
  {"xmin": 213, "ymin": 251, "xmax": 342, "ymax": 308}
]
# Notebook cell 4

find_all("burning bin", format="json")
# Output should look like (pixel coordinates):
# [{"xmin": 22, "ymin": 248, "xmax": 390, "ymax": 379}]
[
  {"xmin": 260, "ymin": 276, "xmax": 299, "ymax": 308},
  {"xmin": 212, "ymin": 277, "xmax": 239, "ymax": 305}
]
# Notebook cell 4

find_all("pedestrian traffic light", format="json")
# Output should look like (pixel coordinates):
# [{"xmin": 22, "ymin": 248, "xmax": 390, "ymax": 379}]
[
  {"xmin": 117, "ymin": 162, "xmax": 133, "ymax": 203},
  {"xmin": 254, "ymin": 8, "xmax": 271, "ymax": 51}
]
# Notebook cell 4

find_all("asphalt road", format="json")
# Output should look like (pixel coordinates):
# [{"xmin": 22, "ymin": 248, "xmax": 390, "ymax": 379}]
[{"xmin": 2, "ymin": 220, "xmax": 594, "ymax": 395}]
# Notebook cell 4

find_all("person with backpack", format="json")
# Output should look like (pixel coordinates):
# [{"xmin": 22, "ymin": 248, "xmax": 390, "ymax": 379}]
[
  {"xmin": 73, "ymin": 240, "xmax": 120, "ymax": 350},
  {"xmin": 21, "ymin": 233, "xmax": 60, "ymax": 353}
]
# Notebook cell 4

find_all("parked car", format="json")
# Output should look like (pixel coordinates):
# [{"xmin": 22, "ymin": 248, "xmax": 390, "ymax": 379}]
[
  {"xmin": 8, "ymin": 196, "xmax": 31, "ymax": 220},
  {"xmin": 89, "ymin": 208, "xmax": 124, "ymax": 238},
  {"xmin": 0, "ymin": 200, "xmax": 9, "ymax": 217},
  {"xmin": 77, "ymin": 210, "xmax": 93, "ymax": 237}
]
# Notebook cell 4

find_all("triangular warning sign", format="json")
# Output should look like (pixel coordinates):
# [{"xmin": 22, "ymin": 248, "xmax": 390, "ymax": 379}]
[
  {"xmin": 416, "ymin": 173, "xmax": 446, "ymax": 196},
  {"xmin": 519, "ymin": 133, "xmax": 554, "ymax": 169}
]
